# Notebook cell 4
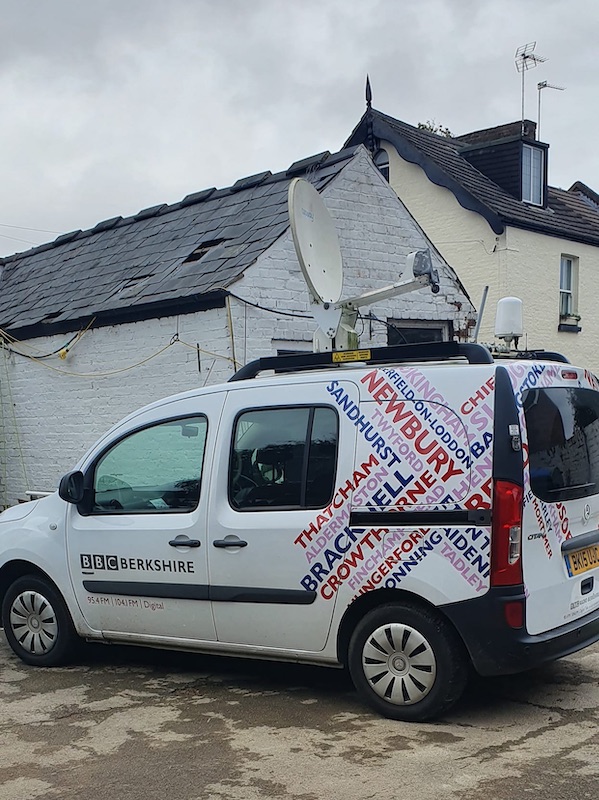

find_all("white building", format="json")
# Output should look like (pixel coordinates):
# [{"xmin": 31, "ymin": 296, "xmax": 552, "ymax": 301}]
[
  {"xmin": 0, "ymin": 145, "xmax": 474, "ymax": 506},
  {"xmin": 346, "ymin": 106, "xmax": 599, "ymax": 367}
]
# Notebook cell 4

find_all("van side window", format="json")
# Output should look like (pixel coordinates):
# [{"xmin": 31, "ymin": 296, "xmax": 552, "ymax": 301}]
[
  {"xmin": 230, "ymin": 406, "xmax": 338, "ymax": 510},
  {"xmin": 92, "ymin": 417, "xmax": 207, "ymax": 513},
  {"xmin": 523, "ymin": 387, "xmax": 599, "ymax": 502}
]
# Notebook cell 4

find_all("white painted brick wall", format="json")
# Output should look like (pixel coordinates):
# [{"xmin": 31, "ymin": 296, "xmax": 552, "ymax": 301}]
[
  {"xmin": 232, "ymin": 147, "xmax": 475, "ymax": 364},
  {"xmin": 0, "ymin": 147, "xmax": 473, "ymax": 507},
  {"xmin": 0, "ymin": 310, "xmax": 232, "ymax": 506}
]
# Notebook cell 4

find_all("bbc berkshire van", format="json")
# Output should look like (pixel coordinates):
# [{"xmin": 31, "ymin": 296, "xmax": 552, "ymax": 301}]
[{"xmin": 1, "ymin": 341, "xmax": 599, "ymax": 721}]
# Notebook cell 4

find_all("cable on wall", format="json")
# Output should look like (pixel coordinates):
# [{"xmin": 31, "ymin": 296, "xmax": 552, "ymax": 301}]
[
  {"xmin": 0, "ymin": 317, "xmax": 96, "ymax": 360},
  {"xmin": 0, "ymin": 287, "xmax": 315, "ymax": 380}
]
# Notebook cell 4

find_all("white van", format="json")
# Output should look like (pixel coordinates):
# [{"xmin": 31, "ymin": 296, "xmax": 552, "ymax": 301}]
[{"xmin": 1, "ymin": 341, "xmax": 599, "ymax": 721}]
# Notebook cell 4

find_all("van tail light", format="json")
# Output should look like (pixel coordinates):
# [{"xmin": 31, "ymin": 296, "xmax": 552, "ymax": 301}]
[{"xmin": 491, "ymin": 480, "xmax": 523, "ymax": 587}]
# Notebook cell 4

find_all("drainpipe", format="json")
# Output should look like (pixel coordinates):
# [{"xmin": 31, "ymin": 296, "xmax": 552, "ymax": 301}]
[{"xmin": 225, "ymin": 294, "xmax": 238, "ymax": 372}]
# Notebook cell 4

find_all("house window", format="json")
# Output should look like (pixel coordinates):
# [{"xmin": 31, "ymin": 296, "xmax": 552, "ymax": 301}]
[
  {"xmin": 522, "ymin": 144, "xmax": 544, "ymax": 205},
  {"xmin": 559, "ymin": 255, "xmax": 579, "ymax": 318},
  {"xmin": 273, "ymin": 339, "xmax": 313, "ymax": 356},
  {"xmin": 386, "ymin": 320, "xmax": 450, "ymax": 345},
  {"xmin": 374, "ymin": 149, "xmax": 390, "ymax": 181}
]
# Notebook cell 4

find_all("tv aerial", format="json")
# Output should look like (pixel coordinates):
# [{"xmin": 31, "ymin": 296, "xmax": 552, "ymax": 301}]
[
  {"xmin": 537, "ymin": 80, "xmax": 565, "ymax": 140},
  {"xmin": 515, "ymin": 42, "xmax": 547, "ymax": 131},
  {"xmin": 288, "ymin": 177, "xmax": 439, "ymax": 352}
]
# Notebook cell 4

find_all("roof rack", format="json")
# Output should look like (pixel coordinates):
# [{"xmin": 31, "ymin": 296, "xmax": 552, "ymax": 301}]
[
  {"xmin": 229, "ymin": 341, "xmax": 494, "ymax": 382},
  {"xmin": 493, "ymin": 349, "xmax": 570, "ymax": 364}
]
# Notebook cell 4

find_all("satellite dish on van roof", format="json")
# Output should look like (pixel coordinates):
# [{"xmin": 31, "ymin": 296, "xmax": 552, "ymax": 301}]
[
  {"xmin": 288, "ymin": 178, "xmax": 343, "ymax": 305},
  {"xmin": 287, "ymin": 177, "xmax": 441, "ymax": 352}
]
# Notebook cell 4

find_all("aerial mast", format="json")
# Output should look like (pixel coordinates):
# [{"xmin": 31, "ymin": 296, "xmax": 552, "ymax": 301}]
[
  {"xmin": 515, "ymin": 42, "xmax": 546, "ymax": 135},
  {"xmin": 537, "ymin": 80, "xmax": 565, "ymax": 140}
]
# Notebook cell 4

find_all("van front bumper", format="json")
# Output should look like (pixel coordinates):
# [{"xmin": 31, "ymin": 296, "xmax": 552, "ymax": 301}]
[{"xmin": 441, "ymin": 586, "xmax": 599, "ymax": 676}]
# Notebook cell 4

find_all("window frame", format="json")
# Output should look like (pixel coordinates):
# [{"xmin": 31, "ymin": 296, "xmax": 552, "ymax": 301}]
[
  {"xmin": 386, "ymin": 319, "xmax": 451, "ymax": 346},
  {"xmin": 373, "ymin": 148, "xmax": 390, "ymax": 181},
  {"xmin": 559, "ymin": 254, "xmax": 579, "ymax": 319},
  {"xmin": 523, "ymin": 386, "xmax": 599, "ymax": 503},
  {"xmin": 83, "ymin": 414, "xmax": 208, "ymax": 516},
  {"xmin": 228, "ymin": 403, "xmax": 339, "ymax": 513},
  {"xmin": 522, "ymin": 143, "xmax": 544, "ymax": 205}
]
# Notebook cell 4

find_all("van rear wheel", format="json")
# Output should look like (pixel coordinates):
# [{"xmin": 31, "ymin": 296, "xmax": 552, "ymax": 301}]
[
  {"xmin": 348, "ymin": 603, "xmax": 468, "ymax": 721},
  {"xmin": 2, "ymin": 575, "xmax": 79, "ymax": 667}
]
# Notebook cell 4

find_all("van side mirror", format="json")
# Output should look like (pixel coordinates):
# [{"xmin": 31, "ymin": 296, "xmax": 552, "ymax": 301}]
[{"xmin": 58, "ymin": 471, "xmax": 85, "ymax": 504}]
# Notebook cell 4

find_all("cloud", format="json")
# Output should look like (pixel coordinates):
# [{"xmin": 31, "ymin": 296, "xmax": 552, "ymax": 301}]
[{"xmin": 1, "ymin": 0, "xmax": 598, "ymax": 255}]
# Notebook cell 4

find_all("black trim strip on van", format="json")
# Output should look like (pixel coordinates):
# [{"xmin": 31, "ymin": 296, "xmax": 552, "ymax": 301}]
[
  {"xmin": 349, "ymin": 509, "xmax": 491, "ymax": 526},
  {"xmin": 209, "ymin": 587, "xmax": 316, "ymax": 604},
  {"xmin": 561, "ymin": 530, "xmax": 599, "ymax": 553},
  {"xmin": 82, "ymin": 581, "xmax": 317, "ymax": 605},
  {"xmin": 83, "ymin": 581, "xmax": 210, "ymax": 600}
]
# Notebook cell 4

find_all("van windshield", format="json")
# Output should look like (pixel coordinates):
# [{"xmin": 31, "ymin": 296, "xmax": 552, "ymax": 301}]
[{"xmin": 523, "ymin": 386, "xmax": 599, "ymax": 502}]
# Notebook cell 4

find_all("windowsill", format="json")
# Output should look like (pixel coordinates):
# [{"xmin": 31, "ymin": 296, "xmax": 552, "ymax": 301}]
[{"xmin": 558, "ymin": 320, "xmax": 581, "ymax": 333}]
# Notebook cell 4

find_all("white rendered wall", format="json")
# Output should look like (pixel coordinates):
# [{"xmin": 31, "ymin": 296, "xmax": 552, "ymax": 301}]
[
  {"xmin": 502, "ymin": 227, "xmax": 598, "ymax": 367},
  {"xmin": 381, "ymin": 140, "xmax": 599, "ymax": 369}
]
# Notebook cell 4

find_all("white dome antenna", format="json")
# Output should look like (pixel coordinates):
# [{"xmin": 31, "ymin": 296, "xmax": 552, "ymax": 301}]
[{"xmin": 495, "ymin": 297, "xmax": 523, "ymax": 347}]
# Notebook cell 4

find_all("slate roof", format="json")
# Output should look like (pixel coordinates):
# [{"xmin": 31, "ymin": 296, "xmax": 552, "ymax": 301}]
[
  {"xmin": 0, "ymin": 148, "xmax": 358, "ymax": 338},
  {"xmin": 346, "ymin": 109, "xmax": 599, "ymax": 245}
]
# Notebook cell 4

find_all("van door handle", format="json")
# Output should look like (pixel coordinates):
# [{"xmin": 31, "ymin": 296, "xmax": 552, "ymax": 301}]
[
  {"xmin": 213, "ymin": 538, "xmax": 248, "ymax": 548},
  {"xmin": 169, "ymin": 538, "xmax": 201, "ymax": 548}
]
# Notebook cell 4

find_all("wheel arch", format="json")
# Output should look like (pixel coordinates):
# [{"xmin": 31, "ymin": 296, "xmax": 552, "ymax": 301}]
[
  {"xmin": 0, "ymin": 560, "xmax": 61, "ymax": 609},
  {"xmin": 336, "ymin": 588, "xmax": 468, "ymax": 667}
]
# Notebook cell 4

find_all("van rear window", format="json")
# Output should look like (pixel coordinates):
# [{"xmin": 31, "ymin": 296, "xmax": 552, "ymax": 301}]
[{"xmin": 523, "ymin": 387, "xmax": 599, "ymax": 502}]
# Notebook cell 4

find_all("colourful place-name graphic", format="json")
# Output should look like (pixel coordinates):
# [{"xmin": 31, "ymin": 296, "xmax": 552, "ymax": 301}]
[
  {"xmin": 296, "ymin": 362, "xmax": 599, "ymax": 603},
  {"xmin": 299, "ymin": 525, "xmax": 491, "ymax": 600},
  {"xmin": 294, "ymin": 368, "xmax": 497, "ymax": 603}
]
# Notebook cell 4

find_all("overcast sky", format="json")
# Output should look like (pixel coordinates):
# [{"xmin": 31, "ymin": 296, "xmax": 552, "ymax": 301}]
[{"xmin": 1, "ymin": 0, "xmax": 598, "ymax": 257}]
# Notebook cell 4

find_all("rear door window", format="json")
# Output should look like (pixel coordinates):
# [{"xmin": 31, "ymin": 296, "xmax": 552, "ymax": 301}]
[
  {"xmin": 229, "ymin": 406, "xmax": 338, "ymax": 510},
  {"xmin": 523, "ymin": 387, "xmax": 599, "ymax": 501}
]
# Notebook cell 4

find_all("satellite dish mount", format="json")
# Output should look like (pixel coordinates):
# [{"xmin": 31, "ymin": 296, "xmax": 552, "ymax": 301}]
[{"xmin": 288, "ymin": 178, "xmax": 440, "ymax": 352}]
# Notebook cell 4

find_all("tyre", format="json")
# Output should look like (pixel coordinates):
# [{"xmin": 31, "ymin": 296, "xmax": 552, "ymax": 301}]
[
  {"xmin": 348, "ymin": 602, "xmax": 469, "ymax": 721},
  {"xmin": 1, "ymin": 575, "xmax": 79, "ymax": 667}
]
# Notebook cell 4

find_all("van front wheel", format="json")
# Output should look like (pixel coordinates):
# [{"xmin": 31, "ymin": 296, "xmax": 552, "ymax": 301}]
[
  {"xmin": 2, "ymin": 575, "xmax": 79, "ymax": 667},
  {"xmin": 348, "ymin": 603, "xmax": 468, "ymax": 721}
]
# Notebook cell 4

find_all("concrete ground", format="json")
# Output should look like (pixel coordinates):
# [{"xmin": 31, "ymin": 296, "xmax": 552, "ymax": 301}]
[{"xmin": 0, "ymin": 634, "xmax": 598, "ymax": 800}]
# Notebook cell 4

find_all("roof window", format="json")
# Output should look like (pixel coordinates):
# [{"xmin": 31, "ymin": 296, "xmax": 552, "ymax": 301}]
[{"xmin": 522, "ymin": 144, "xmax": 544, "ymax": 205}]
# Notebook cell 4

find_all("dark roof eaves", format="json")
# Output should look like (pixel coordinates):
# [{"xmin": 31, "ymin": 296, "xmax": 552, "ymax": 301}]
[
  {"xmin": 370, "ymin": 113, "xmax": 504, "ymax": 236},
  {"xmin": 3, "ymin": 291, "xmax": 228, "ymax": 341}
]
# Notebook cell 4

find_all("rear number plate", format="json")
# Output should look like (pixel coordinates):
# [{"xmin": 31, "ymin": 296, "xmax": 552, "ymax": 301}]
[{"xmin": 565, "ymin": 544, "xmax": 599, "ymax": 577}]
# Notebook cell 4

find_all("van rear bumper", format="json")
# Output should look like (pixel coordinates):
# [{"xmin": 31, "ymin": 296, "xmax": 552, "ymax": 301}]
[{"xmin": 441, "ymin": 586, "xmax": 599, "ymax": 676}]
